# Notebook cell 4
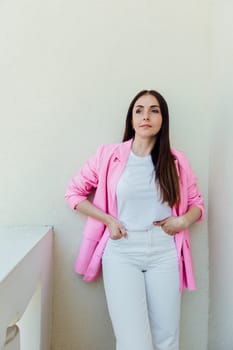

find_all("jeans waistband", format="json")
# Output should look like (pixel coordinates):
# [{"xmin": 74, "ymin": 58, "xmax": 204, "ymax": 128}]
[
  {"xmin": 126, "ymin": 224, "xmax": 155, "ymax": 232},
  {"xmin": 125, "ymin": 226, "xmax": 165, "ymax": 237}
]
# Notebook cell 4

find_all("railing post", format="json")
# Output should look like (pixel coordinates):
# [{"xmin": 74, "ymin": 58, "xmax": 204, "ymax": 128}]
[
  {"xmin": 0, "ymin": 227, "xmax": 53, "ymax": 350},
  {"xmin": 3, "ymin": 325, "xmax": 20, "ymax": 350}
]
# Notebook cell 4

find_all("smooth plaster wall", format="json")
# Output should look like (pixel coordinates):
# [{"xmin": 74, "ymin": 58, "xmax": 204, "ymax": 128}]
[
  {"xmin": 208, "ymin": 1, "xmax": 233, "ymax": 349},
  {"xmin": 0, "ymin": 1, "xmax": 209, "ymax": 349}
]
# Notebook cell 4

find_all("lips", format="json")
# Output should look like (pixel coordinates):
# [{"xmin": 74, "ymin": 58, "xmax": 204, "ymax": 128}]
[{"xmin": 140, "ymin": 124, "xmax": 152, "ymax": 128}]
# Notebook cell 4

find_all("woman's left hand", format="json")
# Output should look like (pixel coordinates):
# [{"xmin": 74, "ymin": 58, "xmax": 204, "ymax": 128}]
[{"xmin": 153, "ymin": 216, "xmax": 187, "ymax": 236}]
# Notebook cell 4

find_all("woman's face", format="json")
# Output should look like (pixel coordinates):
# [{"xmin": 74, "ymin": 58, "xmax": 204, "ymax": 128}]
[{"xmin": 132, "ymin": 94, "xmax": 163, "ymax": 141}]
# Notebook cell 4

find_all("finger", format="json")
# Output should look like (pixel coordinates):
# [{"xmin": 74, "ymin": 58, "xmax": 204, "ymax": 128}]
[
  {"xmin": 111, "ymin": 229, "xmax": 122, "ymax": 239},
  {"xmin": 111, "ymin": 234, "xmax": 122, "ymax": 240},
  {"xmin": 119, "ymin": 229, "xmax": 127, "ymax": 238},
  {"xmin": 121, "ymin": 231, "xmax": 128, "ymax": 238},
  {"xmin": 119, "ymin": 225, "xmax": 128, "ymax": 238},
  {"xmin": 153, "ymin": 217, "xmax": 170, "ymax": 226},
  {"xmin": 112, "ymin": 226, "xmax": 127, "ymax": 239},
  {"xmin": 160, "ymin": 224, "xmax": 174, "ymax": 235},
  {"xmin": 153, "ymin": 221, "xmax": 161, "ymax": 226},
  {"xmin": 163, "ymin": 230, "xmax": 173, "ymax": 236}
]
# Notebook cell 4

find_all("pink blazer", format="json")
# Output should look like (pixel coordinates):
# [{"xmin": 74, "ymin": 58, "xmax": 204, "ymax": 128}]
[{"xmin": 65, "ymin": 139, "xmax": 204, "ymax": 292}]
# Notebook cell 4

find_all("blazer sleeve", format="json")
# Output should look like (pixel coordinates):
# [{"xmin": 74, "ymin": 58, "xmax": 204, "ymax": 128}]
[
  {"xmin": 183, "ymin": 154, "xmax": 205, "ymax": 221},
  {"xmin": 64, "ymin": 145, "xmax": 104, "ymax": 210}
]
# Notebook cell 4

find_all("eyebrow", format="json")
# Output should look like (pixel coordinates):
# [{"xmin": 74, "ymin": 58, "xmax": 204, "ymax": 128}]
[{"xmin": 135, "ymin": 104, "xmax": 160, "ymax": 108}]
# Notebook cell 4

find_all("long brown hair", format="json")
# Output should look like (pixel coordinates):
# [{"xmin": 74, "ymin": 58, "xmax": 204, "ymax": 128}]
[{"xmin": 123, "ymin": 89, "xmax": 180, "ymax": 207}]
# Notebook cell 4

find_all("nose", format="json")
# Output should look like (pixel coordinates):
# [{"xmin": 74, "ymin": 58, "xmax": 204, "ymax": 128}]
[{"xmin": 143, "ymin": 111, "xmax": 150, "ymax": 120}]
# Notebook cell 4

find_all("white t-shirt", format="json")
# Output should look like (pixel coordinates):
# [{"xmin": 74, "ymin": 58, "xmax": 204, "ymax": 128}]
[{"xmin": 116, "ymin": 151, "xmax": 172, "ymax": 230}]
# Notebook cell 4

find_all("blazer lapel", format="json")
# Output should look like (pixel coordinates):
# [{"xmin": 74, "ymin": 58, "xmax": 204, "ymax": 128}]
[{"xmin": 107, "ymin": 139, "xmax": 133, "ymax": 215}]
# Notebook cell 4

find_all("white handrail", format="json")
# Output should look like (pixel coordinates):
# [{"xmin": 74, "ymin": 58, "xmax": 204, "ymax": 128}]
[{"xmin": 0, "ymin": 227, "xmax": 53, "ymax": 350}]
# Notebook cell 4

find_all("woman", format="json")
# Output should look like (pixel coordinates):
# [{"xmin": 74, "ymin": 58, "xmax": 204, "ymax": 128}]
[{"xmin": 65, "ymin": 90, "xmax": 204, "ymax": 350}]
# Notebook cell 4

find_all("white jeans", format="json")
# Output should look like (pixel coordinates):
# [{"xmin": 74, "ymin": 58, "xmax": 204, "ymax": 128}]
[{"xmin": 102, "ymin": 226, "xmax": 181, "ymax": 350}]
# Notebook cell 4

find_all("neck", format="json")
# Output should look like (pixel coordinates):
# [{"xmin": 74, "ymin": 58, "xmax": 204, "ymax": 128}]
[{"xmin": 131, "ymin": 136, "xmax": 156, "ymax": 157}]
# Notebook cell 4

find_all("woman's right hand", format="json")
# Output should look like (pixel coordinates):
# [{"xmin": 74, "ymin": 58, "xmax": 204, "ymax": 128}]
[
  {"xmin": 106, "ymin": 217, "xmax": 127, "ymax": 240},
  {"xmin": 75, "ymin": 200, "xmax": 127, "ymax": 240}
]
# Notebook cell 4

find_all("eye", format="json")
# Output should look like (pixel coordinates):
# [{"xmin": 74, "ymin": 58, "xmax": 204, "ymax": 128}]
[
  {"xmin": 135, "ymin": 108, "xmax": 142, "ymax": 114},
  {"xmin": 151, "ymin": 109, "xmax": 160, "ymax": 113}
]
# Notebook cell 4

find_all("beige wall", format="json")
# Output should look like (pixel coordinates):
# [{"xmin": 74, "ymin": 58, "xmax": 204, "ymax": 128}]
[
  {"xmin": 208, "ymin": 1, "xmax": 233, "ymax": 349},
  {"xmin": 0, "ymin": 1, "xmax": 210, "ymax": 349}
]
